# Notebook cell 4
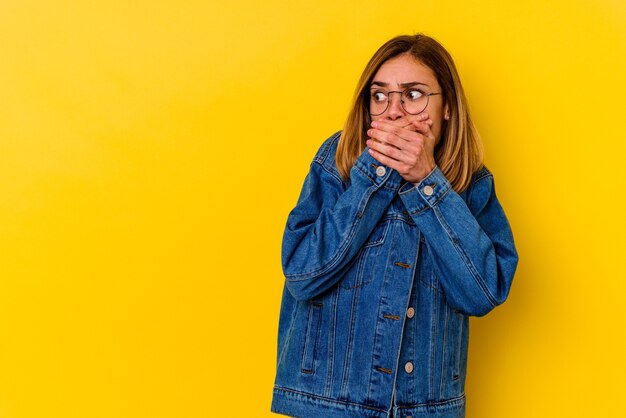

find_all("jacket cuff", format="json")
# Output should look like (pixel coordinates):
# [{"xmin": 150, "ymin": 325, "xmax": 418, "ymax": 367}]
[
  {"xmin": 398, "ymin": 166, "xmax": 451, "ymax": 213},
  {"xmin": 351, "ymin": 147, "xmax": 404, "ymax": 190}
]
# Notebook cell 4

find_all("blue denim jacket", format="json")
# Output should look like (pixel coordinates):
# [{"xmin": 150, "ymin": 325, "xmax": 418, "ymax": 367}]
[{"xmin": 271, "ymin": 132, "xmax": 518, "ymax": 418}]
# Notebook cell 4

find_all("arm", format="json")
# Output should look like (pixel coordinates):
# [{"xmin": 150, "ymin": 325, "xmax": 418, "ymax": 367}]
[
  {"xmin": 281, "ymin": 137, "xmax": 403, "ymax": 301},
  {"xmin": 398, "ymin": 167, "xmax": 518, "ymax": 316}
]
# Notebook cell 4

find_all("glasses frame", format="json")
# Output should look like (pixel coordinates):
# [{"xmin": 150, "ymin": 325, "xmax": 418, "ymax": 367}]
[{"xmin": 368, "ymin": 88, "xmax": 442, "ymax": 116}]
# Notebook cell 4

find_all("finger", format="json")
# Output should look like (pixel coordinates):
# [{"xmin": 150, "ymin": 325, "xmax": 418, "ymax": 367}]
[
  {"xmin": 382, "ymin": 119, "xmax": 413, "ymax": 129},
  {"xmin": 368, "ymin": 127, "xmax": 403, "ymax": 149},
  {"xmin": 414, "ymin": 129, "xmax": 435, "ymax": 150},
  {"xmin": 413, "ymin": 119, "xmax": 433, "ymax": 134},
  {"xmin": 408, "ymin": 118, "xmax": 437, "ymax": 146},
  {"xmin": 383, "ymin": 113, "xmax": 429, "ymax": 129},
  {"xmin": 366, "ymin": 138, "xmax": 409, "ymax": 163},
  {"xmin": 369, "ymin": 124, "xmax": 428, "ymax": 155},
  {"xmin": 370, "ymin": 121, "xmax": 418, "ymax": 143},
  {"xmin": 411, "ymin": 119, "xmax": 434, "ymax": 136},
  {"xmin": 367, "ymin": 147, "xmax": 407, "ymax": 173},
  {"xmin": 368, "ymin": 128, "xmax": 420, "ymax": 154}
]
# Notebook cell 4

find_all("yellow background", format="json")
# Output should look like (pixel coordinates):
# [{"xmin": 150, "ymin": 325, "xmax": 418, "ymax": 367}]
[{"xmin": 1, "ymin": 0, "xmax": 625, "ymax": 417}]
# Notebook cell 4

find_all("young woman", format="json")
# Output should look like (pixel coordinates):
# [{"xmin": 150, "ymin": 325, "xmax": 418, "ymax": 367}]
[{"xmin": 271, "ymin": 34, "xmax": 518, "ymax": 418}]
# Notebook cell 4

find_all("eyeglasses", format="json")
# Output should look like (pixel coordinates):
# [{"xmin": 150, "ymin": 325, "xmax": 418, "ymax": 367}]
[{"xmin": 368, "ymin": 87, "xmax": 442, "ymax": 116}]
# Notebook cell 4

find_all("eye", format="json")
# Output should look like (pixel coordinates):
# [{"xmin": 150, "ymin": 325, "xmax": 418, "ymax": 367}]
[
  {"xmin": 372, "ymin": 91, "xmax": 387, "ymax": 103},
  {"xmin": 404, "ymin": 89, "xmax": 424, "ymax": 101}
]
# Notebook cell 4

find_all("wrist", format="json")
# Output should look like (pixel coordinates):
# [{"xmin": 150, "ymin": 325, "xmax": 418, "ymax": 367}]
[{"xmin": 412, "ymin": 163, "xmax": 438, "ymax": 186}]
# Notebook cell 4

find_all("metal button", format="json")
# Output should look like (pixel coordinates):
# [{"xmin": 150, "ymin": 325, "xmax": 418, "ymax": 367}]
[
  {"xmin": 423, "ymin": 185, "xmax": 434, "ymax": 196},
  {"xmin": 407, "ymin": 416, "xmax": 412, "ymax": 418},
  {"xmin": 406, "ymin": 307, "xmax": 415, "ymax": 319},
  {"xmin": 376, "ymin": 166, "xmax": 386, "ymax": 177},
  {"xmin": 405, "ymin": 361, "xmax": 414, "ymax": 373}
]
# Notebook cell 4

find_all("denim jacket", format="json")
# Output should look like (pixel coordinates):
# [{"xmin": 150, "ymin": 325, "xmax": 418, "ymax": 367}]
[{"xmin": 271, "ymin": 132, "xmax": 518, "ymax": 418}]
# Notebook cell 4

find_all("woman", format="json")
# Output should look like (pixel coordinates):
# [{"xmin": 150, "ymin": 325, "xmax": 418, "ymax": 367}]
[{"xmin": 271, "ymin": 34, "xmax": 518, "ymax": 418}]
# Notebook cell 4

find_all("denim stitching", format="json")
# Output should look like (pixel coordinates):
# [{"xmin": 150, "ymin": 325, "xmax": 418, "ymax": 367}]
[
  {"xmin": 363, "ymin": 220, "xmax": 390, "ymax": 248},
  {"xmin": 276, "ymin": 298, "xmax": 299, "ymax": 369},
  {"xmin": 420, "ymin": 277, "xmax": 444, "ymax": 294},
  {"xmin": 393, "ymin": 393, "xmax": 466, "ymax": 409},
  {"xmin": 353, "ymin": 162, "xmax": 401, "ymax": 191},
  {"xmin": 429, "ymin": 276, "xmax": 438, "ymax": 400},
  {"xmin": 325, "ymin": 290, "xmax": 339, "ymax": 397},
  {"xmin": 366, "ymin": 222, "xmax": 397, "ymax": 403},
  {"xmin": 285, "ymin": 184, "xmax": 378, "ymax": 281},
  {"xmin": 455, "ymin": 312, "xmax": 464, "ymax": 380},
  {"xmin": 431, "ymin": 205, "xmax": 498, "ymax": 308},
  {"xmin": 316, "ymin": 160, "xmax": 344, "ymax": 184},
  {"xmin": 273, "ymin": 386, "xmax": 388, "ymax": 413},
  {"xmin": 472, "ymin": 167, "xmax": 491, "ymax": 183},
  {"xmin": 313, "ymin": 131, "xmax": 340, "ymax": 164},
  {"xmin": 340, "ymin": 246, "xmax": 370, "ymax": 289},
  {"xmin": 313, "ymin": 132, "xmax": 344, "ymax": 185},
  {"xmin": 301, "ymin": 301, "xmax": 323, "ymax": 374},
  {"xmin": 467, "ymin": 172, "xmax": 493, "ymax": 213},
  {"xmin": 439, "ymin": 304, "xmax": 449, "ymax": 399},
  {"xmin": 339, "ymin": 282, "xmax": 361, "ymax": 400},
  {"xmin": 300, "ymin": 306, "xmax": 313, "ymax": 374}
]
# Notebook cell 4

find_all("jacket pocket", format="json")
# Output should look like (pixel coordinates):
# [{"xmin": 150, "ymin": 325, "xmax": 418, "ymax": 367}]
[
  {"xmin": 450, "ymin": 308, "xmax": 464, "ymax": 381},
  {"xmin": 441, "ymin": 304, "xmax": 467, "ymax": 399},
  {"xmin": 340, "ymin": 220, "xmax": 390, "ymax": 289},
  {"xmin": 301, "ymin": 300, "xmax": 323, "ymax": 374}
]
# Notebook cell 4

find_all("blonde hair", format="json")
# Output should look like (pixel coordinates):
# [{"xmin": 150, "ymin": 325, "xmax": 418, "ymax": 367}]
[{"xmin": 337, "ymin": 34, "xmax": 483, "ymax": 192}]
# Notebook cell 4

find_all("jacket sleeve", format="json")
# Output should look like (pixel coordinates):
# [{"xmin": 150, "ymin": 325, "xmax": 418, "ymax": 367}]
[
  {"xmin": 281, "ymin": 143, "xmax": 404, "ymax": 301},
  {"xmin": 399, "ymin": 166, "xmax": 518, "ymax": 317}
]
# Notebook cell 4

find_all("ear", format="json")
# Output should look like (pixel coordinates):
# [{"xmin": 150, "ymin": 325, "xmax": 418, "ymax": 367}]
[{"xmin": 443, "ymin": 103, "xmax": 450, "ymax": 120}]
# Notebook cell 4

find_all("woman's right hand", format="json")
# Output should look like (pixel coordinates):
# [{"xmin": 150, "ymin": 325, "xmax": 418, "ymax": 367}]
[
  {"xmin": 366, "ymin": 113, "xmax": 436, "ymax": 183},
  {"xmin": 382, "ymin": 113, "xmax": 433, "ymax": 134}
]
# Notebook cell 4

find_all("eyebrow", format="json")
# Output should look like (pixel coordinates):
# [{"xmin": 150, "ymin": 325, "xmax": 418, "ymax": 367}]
[{"xmin": 370, "ymin": 81, "xmax": 429, "ymax": 88}]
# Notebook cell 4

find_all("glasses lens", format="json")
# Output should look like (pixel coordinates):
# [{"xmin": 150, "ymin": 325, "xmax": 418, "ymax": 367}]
[
  {"xmin": 401, "ymin": 91, "xmax": 429, "ymax": 115},
  {"xmin": 369, "ymin": 91, "xmax": 388, "ymax": 116}
]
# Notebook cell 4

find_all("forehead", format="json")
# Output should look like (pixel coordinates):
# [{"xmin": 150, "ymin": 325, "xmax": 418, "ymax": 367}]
[{"xmin": 372, "ymin": 54, "xmax": 438, "ymax": 87}]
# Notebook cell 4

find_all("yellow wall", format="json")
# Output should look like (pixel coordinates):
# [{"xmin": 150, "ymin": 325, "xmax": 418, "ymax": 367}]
[{"xmin": 1, "ymin": 1, "xmax": 625, "ymax": 417}]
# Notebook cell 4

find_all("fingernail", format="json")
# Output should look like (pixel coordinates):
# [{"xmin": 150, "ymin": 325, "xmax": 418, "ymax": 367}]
[
  {"xmin": 367, "ymin": 129, "xmax": 373, "ymax": 135},
  {"xmin": 371, "ymin": 121, "xmax": 378, "ymax": 128}
]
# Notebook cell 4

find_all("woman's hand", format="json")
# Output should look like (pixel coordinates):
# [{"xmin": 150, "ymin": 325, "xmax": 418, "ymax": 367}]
[{"xmin": 366, "ymin": 113, "xmax": 437, "ymax": 183}]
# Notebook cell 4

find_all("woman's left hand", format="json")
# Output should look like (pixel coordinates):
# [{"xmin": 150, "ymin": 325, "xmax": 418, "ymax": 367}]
[{"xmin": 366, "ymin": 114, "xmax": 437, "ymax": 183}]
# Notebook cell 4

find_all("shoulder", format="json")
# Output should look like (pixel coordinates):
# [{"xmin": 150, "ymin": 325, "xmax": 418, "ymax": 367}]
[
  {"xmin": 310, "ymin": 131, "xmax": 343, "ymax": 184},
  {"xmin": 466, "ymin": 165, "xmax": 496, "ymax": 213},
  {"xmin": 471, "ymin": 165, "xmax": 492, "ymax": 184}
]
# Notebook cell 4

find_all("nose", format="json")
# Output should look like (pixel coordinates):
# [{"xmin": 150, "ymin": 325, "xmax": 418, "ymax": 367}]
[{"xmin": 386, "ymin": 93, "xmax": 405, "ymax": 120}]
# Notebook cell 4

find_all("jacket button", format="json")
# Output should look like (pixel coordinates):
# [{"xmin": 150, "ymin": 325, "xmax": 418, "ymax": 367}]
[
  {"xmin": 376, "ymin": 166, "xmax": 386, "ymax": 177},
  {"xmin": 404, "ymin": 362, "xmax": 414, "ymax": 373},
  {"xmin": 406, "ymin": 307, "xmax": 415, "ymax": 319},
  {"xmin": 423, "ymin": 185, "xmax": 434, "ymax": 196}
]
